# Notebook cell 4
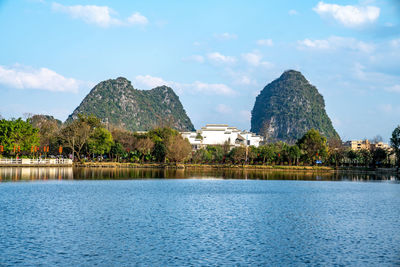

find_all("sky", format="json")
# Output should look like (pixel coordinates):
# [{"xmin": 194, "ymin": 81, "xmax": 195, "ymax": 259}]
[{"xmin": 0, "ymin": 0, "xmax": 399, "ymax": 141}]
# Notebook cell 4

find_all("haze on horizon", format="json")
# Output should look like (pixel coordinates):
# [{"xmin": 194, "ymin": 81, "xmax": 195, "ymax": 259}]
[{"xmin": 0, "ymin": 0, "xmax": 399, "ymax": 141}]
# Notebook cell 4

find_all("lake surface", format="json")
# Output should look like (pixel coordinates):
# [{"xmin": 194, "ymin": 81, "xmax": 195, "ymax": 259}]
[{"xmin": 0, "ymin": 168, "xmax": 399, "ymax": 266}]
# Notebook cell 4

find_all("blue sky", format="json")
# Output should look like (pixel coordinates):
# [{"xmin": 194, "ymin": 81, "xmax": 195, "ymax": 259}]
[{"xmin": 0, "ymin": 0, "xmax": 399, "ymax": 141}]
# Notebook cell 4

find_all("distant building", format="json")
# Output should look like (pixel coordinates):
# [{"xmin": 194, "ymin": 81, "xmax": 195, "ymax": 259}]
[
  {"xmin": 344, "ymin": 140, "xmax": 371, "ymax": 150},
  {"xmin": 344, "ymin": 140, "xmax": 391, "ymax": 151},
  {"xmin": 181, "ymin": 124, "xmax": 264, "ymax": 150}
]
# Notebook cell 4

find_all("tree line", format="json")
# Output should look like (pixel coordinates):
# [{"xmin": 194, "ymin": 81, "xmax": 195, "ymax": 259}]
[
  {"xmin": 0, "ymin": 114, "xmax": 400, "ymax": 168},
  {"xmin": 0, "ymin": 115, "xmax": 192, "ymax": 163}
]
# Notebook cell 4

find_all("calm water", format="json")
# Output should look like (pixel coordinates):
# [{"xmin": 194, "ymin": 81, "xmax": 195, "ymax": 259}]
[{"xmin": 0, "ymin": 168, "xmax": 399, "ymax": 266}]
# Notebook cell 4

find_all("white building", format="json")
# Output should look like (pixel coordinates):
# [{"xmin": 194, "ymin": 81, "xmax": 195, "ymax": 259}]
[{"xmin": 181, "ymin": 124, "xmax": 264, "ymax": 150}]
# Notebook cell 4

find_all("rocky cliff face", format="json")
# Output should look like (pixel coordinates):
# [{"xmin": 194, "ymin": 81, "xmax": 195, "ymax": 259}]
[
  {"xmin": 67, "ymin": 77, "xmax": 194, "ymax": 132},
  {"xmin": 251, "ymin": 70, "xmax": 339, "ymax": 143}
]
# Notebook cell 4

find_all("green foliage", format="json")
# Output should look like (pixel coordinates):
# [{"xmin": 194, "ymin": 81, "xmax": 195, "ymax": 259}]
[
  {"xmin": 229, "ymin": 146, "xmax": 247, "ymax": 164},
  {"xmin": 297, "ymin": 129, "xmax": 328, "ymax": 164},
  {"xmin": 67, "ymin": 77, "xmax": 195, "ymax": 132},
  {"xmin": 390, "ymin": 125, "xmax": 400, "ymax": 168},
  {"xmin": 88, "ymin": 127, "xmax": 114, "ymax": 155},
  {"xmin": 192, "ymin": 145, "xmax": 225, "ymax": 163},
  {"xmin": 371, "ymin": 148, "xmax": 387, "ymax": 167},
  {"xmin": 251, "ymin": 70, "xmax": 339, "ymax": 143},
  {"xmin": 147, "ymin": 127, "xmax": 178, "ymax": 162},
  {"xmin": 0, "ymin": 118, "xmax": 40, "ymax": 156},
  {"xmin": 287, "ymin": 145, "xmax": 301, "ymax": 165},
  {"xmin": 148, "ymin": 127, "xmax": 178, "ymax": 143},
  {"xmin": 257, "ymin": 144, "xmax": 277, "ymax": 164},
  {"xmin": 192, "ymin": 148, "xmax": 212, "ymax": 163},
  {"xmin": 110, "ymin": 142, "xmax": 125, "ymax": 161},
  {"xmin": 206, "ymin": 146, "xmax": 224, "ymax": 162},
  {"xmin": 152, "ymin": 142, "xmax": 166, "ymax": 163},
  {"xmin": 359, "ymin": 149, "xmax": 372, "ymax": 166}
]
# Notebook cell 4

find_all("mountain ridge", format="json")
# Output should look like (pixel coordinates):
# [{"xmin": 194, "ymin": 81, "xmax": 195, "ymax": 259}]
[{"xmin": 67, "ymin": 77, "xmax": 195, "ymax": 132}]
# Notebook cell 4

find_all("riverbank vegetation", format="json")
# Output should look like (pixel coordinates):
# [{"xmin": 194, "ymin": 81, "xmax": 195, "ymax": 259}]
[{"xmin": 0, "ymin": 115, "xmax": 399, "ymax": 170}]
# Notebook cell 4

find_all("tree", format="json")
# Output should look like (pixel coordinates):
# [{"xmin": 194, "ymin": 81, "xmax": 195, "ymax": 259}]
[
  {"xmin": 229, "ymin": 146, "xmax": 246, "ymax": 164},
  {"xmin": 192, "ymin": 148, "xmax": 212, "ymax": 163},
  {"xmin": 371, "ymin": 148, "xmax": 387, "ymax": 168},
  {"xmin": 347, "ymin": 149, "xmax": 360, "ymax": 166},
  {"xmin": 134, "ymin": 137, "xmax": 155, "ymax": 163},
  {"xmin": 111, "ymin": 128, "xmax": 136, "ymax": 152},
  {"xmin": 166, "ymin": 134, "xmax": 192, "ymax": 163},
  {"xmin": 359, "ymin": 149, "xmax": 372, "ymax": 167},
  {"xmin": 371, "ymin": 135, "xmax": 383, "ymax": 143},
  {"xmin": 110, "ymin": 142, "xmax": 125, "ymax": 162},
  {"xmin": 297, "ymin": 129, "xmax": 328, "ymax": 165},
  {"xmin": 288, "ymin": 145, "xmax": 301, "ymax": 165},
  {"xmin": 390, "ymin": 126, "xmax": 400, "ymax": 169},
  {"xmin": 88, "ymin": 127, "xmax": 114, "ymax": 156},
  {"xmin": 30, "ymin": 115, "xmax": 61, "ymax": 150},
  {"xmin": 327, "ymin": 137, "xmax": 344, "ymax": 167},
  {"xmin": 206, "ymin": 145, "xmax": 224, "ymax": 163},
  {"xmin": 59, "ymin": 119, "xmax": 92, "ymax": 160},
  {"xmin": 152, "ymin": 142, "xmax": 167, "ymax": 163},
  {"xmin": 247, "ymin": 146, "xmax": 258, "ymax": 164},
  {"xmin": 258, "ymin": 144, "xmax": 277, "ymax": 164},
  {"xmin": 0, "ymin": 118, "xmax": 40, "ymax": 156},
  {"xmin": 149, "ymin": 127, "xmax": 179, "ymax": 162}
]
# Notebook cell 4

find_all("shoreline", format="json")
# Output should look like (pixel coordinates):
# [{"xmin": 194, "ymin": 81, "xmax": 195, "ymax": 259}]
[
  {"xmin": 72, "ymin": 163, "xmax": 399, "ymax": 174},
  {"xmin": 0, "ymin": 162, "xmax": 398, "ymax": 175}
]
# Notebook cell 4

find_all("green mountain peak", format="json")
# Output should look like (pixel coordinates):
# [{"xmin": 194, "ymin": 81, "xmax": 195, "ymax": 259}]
[
  {"xmin": 67, "ymin": 77, "xmax": 194, "ymax": 132},
  {"xmin": 251, "ymin": 70, "xmax": 339, "ymax": 143}
]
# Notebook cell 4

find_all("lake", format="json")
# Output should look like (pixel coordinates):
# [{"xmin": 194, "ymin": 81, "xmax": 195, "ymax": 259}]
[{"xmin": 0, "ymin": 167, "xmax": 399, "ymax": 266}]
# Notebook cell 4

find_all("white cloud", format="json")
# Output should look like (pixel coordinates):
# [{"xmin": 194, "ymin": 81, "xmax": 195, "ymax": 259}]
[
  {"xmin": 313, "ymin": 1, "xmax": 380, "ymax": 28},
  {"xmin": 289, "ymin": 9, "xmax": 298, "ymax": 15},
  {"xmin": 127, "ymin": 12, "xmax": 148, "ymax": 25},
  {"xmin": 235, "ymin": 75, "xmax": 255, "ymax": 85},
  {"xmin": 207, "ymin": 52, "xmax": 236, "ymax": 64},
  {"xmin": 134, "ymin": 75, "xmax": 170, "ymax": 89},
  {"xmin": 297, "ymin": 36, "xmax": 375, "ymax": 53},
  {"xmin": 298, "ymin": 39, "xmax": 330, "ymax": 49},
  {"xmin": 256, "ymin": 39, "xmax": 273, "ymax": 46},
  {"xmin": 352, "ymin": 63, "xmax": 400, "ymax": 93},
  {"xmin": 224, "ymin": 69, "xmax": 258, "ymax": 86},
  {"xmin": 390, "ymin": 39, "xmax": 400, "ymax": 47},
  {"xmin": 379, "ymin": 104, "xmax": 393, "ymax": 113},
  {"xmin": 134, "ymin": 75, "xmax": 236, "ymax": 96},
  {"xmin": 0, "ymin": 64, "xmax": 86, "ymax": 93},
  {"xmin": 242, "ymin": 52, "xmax": 273, "ymax": 67},
  {"xmin": 52, "ymin": 2, "xmax": 148, "ymax": 27},
  {"xmin": 216, "ymin": 104, "xmax": 232, "ymax": 114},
  {"xmin": 182, "ymin": 55, "xmax": 204, "ymax": 63},
  {"xmin": 214, "ymin": 33, "xmax": 237, "ymax": 40},
  {"xmin": 191, "ymin": 81, "xmax": 236, "ymax": 95},
  {"xmin": 385, "ymin": 85, "xmax": 400, "ymax": 93}
]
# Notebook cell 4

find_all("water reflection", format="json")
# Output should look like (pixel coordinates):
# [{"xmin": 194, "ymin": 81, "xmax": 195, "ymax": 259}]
[
  {"xmin": 0, "ymin": 167, "xmax": 73, "ymax": 181},
  {"xmin": 0, "ymin": 167, "xmax": 398, "ymax": 182}
]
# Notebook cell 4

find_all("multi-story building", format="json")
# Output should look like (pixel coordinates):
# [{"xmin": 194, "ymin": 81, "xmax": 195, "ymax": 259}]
[
  {"xmin": 344, "ymin": 140, "xmax": 391, "ymax": 151},
  {"xmin": 344, "ymin": 140, "xmax": 371, "ymax": 150},
  {"xmin": 371, "ymin": 142, "xmax": 391, "ymax": 150},
  {"xmin": 181, "ymin": 124, "xmax": 263, "ymax": 150}
]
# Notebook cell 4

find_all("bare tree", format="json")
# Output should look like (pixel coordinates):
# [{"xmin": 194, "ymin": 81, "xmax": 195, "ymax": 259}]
[
  {"xmin": 328, "ymin": 137, "xmax": 345, "ymax": 167},
  {"xmin": 166, "ymin": 134, "xmax": 192, "ymax": 163},
  {"xmin": 31, "ymin": 115, "xmax": 61, "ymax": 147},
  {"xmin": 135, "ymin": 137, "xmax": 155, "ymax": 162},
  {"xmin": 111, "ymin": 128, "xmax": 136, "ymax": 151},
  {"xmin": 59, "ymin": 120, "xmax": 92, "ymax": 160},
  {"xmin": 371, "ymin": 135, "xmax": 383, "ymax": 144}
]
